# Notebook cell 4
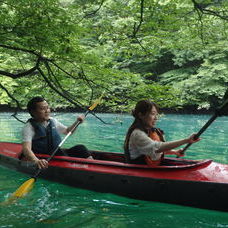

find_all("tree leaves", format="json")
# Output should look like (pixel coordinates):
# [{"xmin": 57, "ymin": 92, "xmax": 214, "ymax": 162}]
[
  {"xmin": 160, "ymin": 40, "xmax": 228, "ymax": 109},
  {"xmin": 0, "ymin": 0, "xmax": 227, "ymax": 112}
]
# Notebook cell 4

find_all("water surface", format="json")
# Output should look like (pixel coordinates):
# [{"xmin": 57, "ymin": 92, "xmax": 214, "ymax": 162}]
[{"xmin": 1, "ymin": 112, "xmax": 228, "ymax": 227}]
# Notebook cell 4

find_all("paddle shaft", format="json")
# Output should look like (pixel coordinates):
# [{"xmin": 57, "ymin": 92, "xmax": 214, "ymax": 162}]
[
  {"xmin": 180, "ymin": 112, "xmax": 219, "ymax": 155},
  {"xmin": 10, "ymin": 93, "xmax": 103, "ymax": 199},
  {"xmin": 179, "ymin": 93, "xmax": 228, "ymax": 156},
  {"xmin": 32, "ymin": 110, "xmax": 90, "ymax": 179}
]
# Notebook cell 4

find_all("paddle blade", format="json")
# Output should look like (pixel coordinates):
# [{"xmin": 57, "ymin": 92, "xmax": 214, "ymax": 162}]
[
  {"xmin": 11, "ymin": 178, "xmax": 36, "ymax": 199},
  {"xmin": 88, "ymin": 92, "xmax": 104, "ymax": 111}
]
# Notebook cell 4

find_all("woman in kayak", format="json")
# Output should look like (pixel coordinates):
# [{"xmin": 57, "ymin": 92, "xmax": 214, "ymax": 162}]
[
  {"xmin": 22, "ymin": 96, "xmax": 92, "ymax": 169},
  {"xmin": 124, "ymin": 100, "xmax": 200, "ymax": 165}
]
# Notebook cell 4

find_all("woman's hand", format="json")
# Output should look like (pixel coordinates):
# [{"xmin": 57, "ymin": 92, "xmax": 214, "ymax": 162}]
[
  {"xmin": 165, "ymin": 149, "xmax": 185, "ymax": 157},
  {"xmin": 173, "ymin": 149, "xmax": 185, "ymax": 157},
  {"xmin": 34, "ymin": 159, "xmax": 49, "ymax": 169},
  {"xmin": 187, "ymin": 134, "xmax": 201, "ymax": 144}
]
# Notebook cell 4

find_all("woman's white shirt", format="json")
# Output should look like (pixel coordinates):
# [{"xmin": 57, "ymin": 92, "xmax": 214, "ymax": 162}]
[{"xmin": 129, "ymin": 129, "xmax": 163, "ymax": 161}]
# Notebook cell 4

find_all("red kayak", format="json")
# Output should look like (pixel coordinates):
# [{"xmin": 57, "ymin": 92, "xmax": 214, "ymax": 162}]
[{"xmin": 1, "ymin": 141, "xmax": 228, "ymax": 211}]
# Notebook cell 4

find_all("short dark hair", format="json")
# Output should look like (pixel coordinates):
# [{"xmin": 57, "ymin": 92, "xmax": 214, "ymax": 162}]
[{"xmin": 27, "ymin": 96, "xmax": 46, "ymax": 116}]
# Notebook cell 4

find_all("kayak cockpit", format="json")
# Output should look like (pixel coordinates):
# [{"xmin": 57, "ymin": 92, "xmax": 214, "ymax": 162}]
[
  {"xmin": 0, "ymin": 142, "xmax": 212, "ymax": 170},
  {"xmin": 35, "ymin": 150, "xmax": 212, "ymax": 170},
  {"xmin": 90, "ymin": 150, "xmax": 212, "ymax": 169}
]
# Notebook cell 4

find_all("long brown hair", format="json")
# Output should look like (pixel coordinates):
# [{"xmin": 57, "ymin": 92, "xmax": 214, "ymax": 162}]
[{"xmin": 124, "ymin": 100, "xmax": 159, "ymax": 161}]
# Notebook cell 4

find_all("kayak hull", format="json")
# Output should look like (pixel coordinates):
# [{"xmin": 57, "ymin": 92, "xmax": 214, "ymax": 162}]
[{"xmin": 1, "ymin": 142, "xmax": 228, "ymax": 212}]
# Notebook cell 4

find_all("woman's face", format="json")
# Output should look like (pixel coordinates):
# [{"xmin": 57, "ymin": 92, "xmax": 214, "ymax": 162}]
[{"xmin": 141, "ymin": 106, "xmax": 159, "ymax": 129}]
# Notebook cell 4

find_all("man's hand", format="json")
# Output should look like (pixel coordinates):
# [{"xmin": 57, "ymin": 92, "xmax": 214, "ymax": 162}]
[
  {"xmin": 35, "ymin": 159, "xmax": 48, "ymax": 169},
  {"xmin": 77, "ymin": 114, "xmax": 85, "ymax": 123}
]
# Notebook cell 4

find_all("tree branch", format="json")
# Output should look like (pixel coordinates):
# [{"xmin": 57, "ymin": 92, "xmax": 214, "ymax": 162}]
[
  {"xmin": 132, "ymin": 0, "xmax": 145, "ymax": 37},
  {"xmin": 0, "ymin": 82, "xmax": 25, "ymax": 123},
  {"xmin": 192, "ymin": 0, "xmax": 228, "ymax": 20},
  {"xmin": 38, "ymin": 64, "xmax": 109, "ymax": 124},
  {"xmin": 0, "ymin": 63, "xmax": 39, "ymax": 78},
  {"xmin": 77, "ymin": 0, "xmax": 106, "ymax": 23},
  {"xmin": 0, "ymin": 44, "xmax": 44, "ymax": 78},
  {"xmin": 0, "ymin": 44, "xmax": 40, "ymax": 56},
  {"xmin": 44, "ymin": 61, "xmax": 84, "ymax": 107},
  {"xmin": 84, "ymin": 0, "xmax": 105, "ymax": 18}
]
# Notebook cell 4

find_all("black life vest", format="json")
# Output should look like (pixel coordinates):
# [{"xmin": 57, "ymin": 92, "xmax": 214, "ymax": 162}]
[{"xmin": 29, "ymin": 118, "xmax": 62, "ymax": 155}]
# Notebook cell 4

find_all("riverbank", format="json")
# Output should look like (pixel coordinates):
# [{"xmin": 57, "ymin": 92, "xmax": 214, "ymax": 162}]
[{"xmin": 0, "ymin": 104, "xmax": 216, "ymax": 115}]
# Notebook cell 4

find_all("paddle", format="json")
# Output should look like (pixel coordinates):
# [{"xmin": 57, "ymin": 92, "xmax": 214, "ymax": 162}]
[
  {"xmin": 179, "ymin": 91, "xmax": 228, "ymax": 156},
  {"xmin": 9, "ymin": 94, "xmax": 104, "ymax": 200}
]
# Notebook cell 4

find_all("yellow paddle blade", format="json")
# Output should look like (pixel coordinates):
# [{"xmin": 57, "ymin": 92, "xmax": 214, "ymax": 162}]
[
  {"xmin": 88, "ymin": 92, "xmax": 104, "ymax": 111},
  {"xmin": 0, "ymin": 178, "xmax": 35, "ymax": 206},
  {"xmin": 11, "ymin": 178, "xmax": 36, "ymax": 198}
]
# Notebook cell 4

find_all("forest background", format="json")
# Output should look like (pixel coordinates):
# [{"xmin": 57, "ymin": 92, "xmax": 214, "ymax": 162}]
[{"xmin": 0, "ymin": 0, "xmax": 228, "ymax": 115}]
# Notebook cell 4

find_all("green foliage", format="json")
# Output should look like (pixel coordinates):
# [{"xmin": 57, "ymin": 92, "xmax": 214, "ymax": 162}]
[
  {"xmin": 0, "ymin": 0, "xmax": 228, "ymax": 112},
  {"xmin": 160, "ymin": 40, "xmax": 228, "ymax": 109},
  {"xmin": 0, "ymin": 76, "xmax": 18, "ymax": 104},
  {"xmin": 1, "ymin": 0, "xmax": 78, "ymax": 54}
]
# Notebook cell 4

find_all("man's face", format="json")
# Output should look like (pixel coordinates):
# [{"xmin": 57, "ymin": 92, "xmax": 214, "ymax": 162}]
[{"xmin": 32, "ymin": 101, "xmax": 50, "ymax": 122}]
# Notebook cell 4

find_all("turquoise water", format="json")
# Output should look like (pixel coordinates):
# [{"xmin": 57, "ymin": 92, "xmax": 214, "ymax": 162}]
[{"xmin": 1, "ymin": 112, "xmax": 228, "ymax": 227}]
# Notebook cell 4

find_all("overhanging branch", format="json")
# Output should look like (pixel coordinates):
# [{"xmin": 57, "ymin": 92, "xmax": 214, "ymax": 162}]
[
  {"xmin": 0, "ymin": 64, "xmax": 39, "ymax": 78},
  {"xmin": 0, "ymin": 82, "xmax": 25, "ymax": 123},
  {"xmin": 0, "ymin": 44, "xmax": 40, "ymax": 56},
  {"xmin": 38, "ymin": 64, "xmax": 109, "ymax": 124},
  {"xmin": 192, "ymin": 0, "xmax": 228, "ymax": 20},
  {"xmin": 0, "ymin": 44, "xmax": 42, "ymax": 78}
]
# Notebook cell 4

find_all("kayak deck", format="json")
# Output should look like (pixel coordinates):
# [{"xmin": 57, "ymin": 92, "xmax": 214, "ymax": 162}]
[{"xmin": 0, "ymin": 141, "xmax": 213, "ymax": 170}]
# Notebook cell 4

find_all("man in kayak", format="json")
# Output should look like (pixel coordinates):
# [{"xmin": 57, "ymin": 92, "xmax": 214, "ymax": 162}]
[
  {"xmin": 22, "ymin": 96, "xmax": 92, "ymax": 169},
  {"xmin": 124, "ymin": 100, "xmax": 200, "ymax": 166}
]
